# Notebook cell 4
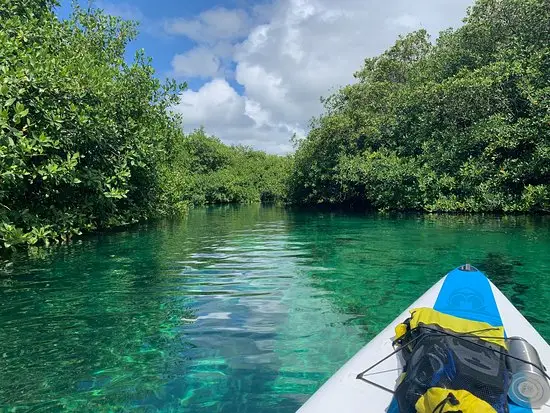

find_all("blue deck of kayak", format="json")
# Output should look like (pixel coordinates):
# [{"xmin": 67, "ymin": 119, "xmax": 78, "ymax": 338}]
[
  {"xmin": 434, "ymin": 267, "xmax": 530, "ymax": 413},
  {"xmin": 434, "ymin": 267, "xmax": 503, "ymax": 327},
  {"xmin": 387, "ymin": 266, "xmax": 530, "ymax": 413}
]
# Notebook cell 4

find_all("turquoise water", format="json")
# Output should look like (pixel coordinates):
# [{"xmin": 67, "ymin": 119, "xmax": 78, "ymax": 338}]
[{"xmin": 1, "ymin": 206, "xmax": 550, "ymax": 412}]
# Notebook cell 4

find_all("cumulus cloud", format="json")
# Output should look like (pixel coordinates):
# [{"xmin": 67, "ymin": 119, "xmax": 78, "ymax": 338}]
[
  {"xmin": 388, "ymin": 14, "xmax": 423, "ymax": 30},
  {"xmin": 165, "ymin": 7, "xmax": 251, "ymax": 44},
  {"xmin": 172, "ymin": 0, "xmax": 474, "ymax": 153},
  {"xmin": 171, "ymin": 47, "xmax": 221, "ymax": 78},
  {"xmin": 176, "ymin": 79, "xmax": 251, "ymax": 128},
  {"xmin": 174, "ymin": 78, "xmax": 301, "ymax": 153}
]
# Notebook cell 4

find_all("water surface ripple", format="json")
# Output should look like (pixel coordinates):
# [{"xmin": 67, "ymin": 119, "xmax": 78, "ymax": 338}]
[{"xmin": 1, "ymin": 206, "xmax": 550, "ymax": 412}]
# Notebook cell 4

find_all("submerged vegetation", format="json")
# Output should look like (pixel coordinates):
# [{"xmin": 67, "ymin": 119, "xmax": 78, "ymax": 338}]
[
  {"xmin": 1, "ymin": 0, "xmax": 549, "ymax": 250},
  {"xmin": 289, "ymin": 0, "xmax": 550, "ymax": 213}
]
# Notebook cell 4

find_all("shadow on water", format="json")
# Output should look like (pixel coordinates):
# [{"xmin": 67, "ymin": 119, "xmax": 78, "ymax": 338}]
[
  {"xmin": 478, "ymin": 252, "xmax": 546, "ymax": 325},
  {"xmin": 478, "ymin": 252, "xmax": 528, "ymax": 310}
]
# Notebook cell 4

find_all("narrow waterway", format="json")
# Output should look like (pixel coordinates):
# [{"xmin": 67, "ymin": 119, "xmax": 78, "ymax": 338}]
[{"xmin": 2, "ymin": 206, "xmax": 549, "ymax": 412}]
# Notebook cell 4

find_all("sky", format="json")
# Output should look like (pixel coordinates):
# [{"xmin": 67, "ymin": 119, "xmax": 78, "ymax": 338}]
[{"xmin": 56, "ymin": 0, "xmax": 475, "ymax": 154}]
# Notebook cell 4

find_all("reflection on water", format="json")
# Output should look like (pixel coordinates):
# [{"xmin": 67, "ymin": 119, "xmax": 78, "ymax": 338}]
[{"xmin": 1, "ymin": 206, "xmax": 550, "ymax": 412}]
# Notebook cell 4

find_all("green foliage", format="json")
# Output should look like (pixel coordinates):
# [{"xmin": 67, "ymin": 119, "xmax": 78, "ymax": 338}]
[
  {"xmin": 0, "ymin": 0, "xmax": 188, "ymax": 250},
  {"xmin": 289, "ymin": 0, "xmax": 550, "ymax": 213},
  {"xmin": 0, "ymin": 1, "xmax": 290, "ymax": 251},
  {"xmin": 181, "ymin": 129, "xmax": 290, "ymax": 205}
]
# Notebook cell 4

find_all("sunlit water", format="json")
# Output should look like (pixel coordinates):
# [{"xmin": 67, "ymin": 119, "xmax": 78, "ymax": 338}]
[{"xmin": 2, "ymin": 206, "xmax": 550, "ymax": 412}]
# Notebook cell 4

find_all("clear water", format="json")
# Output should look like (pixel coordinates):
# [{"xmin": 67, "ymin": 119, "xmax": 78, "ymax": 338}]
[{"xmin": 2, "ymin": 206, "xmax": 550, "ymax": 412}]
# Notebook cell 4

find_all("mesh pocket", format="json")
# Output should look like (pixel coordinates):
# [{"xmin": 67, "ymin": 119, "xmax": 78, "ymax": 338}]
[{"xmin": 394, "ymin": 327, "xmax": 510, "ymax": 413}]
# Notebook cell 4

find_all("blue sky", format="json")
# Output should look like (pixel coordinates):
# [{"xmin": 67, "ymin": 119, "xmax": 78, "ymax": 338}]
[
  {"xmin": 55, "ymin": 0, "xmax": 257, "ymax": 92},
  {"xmin": 55, "ymin": 0, "xmax": 474, "ymax": 154}
]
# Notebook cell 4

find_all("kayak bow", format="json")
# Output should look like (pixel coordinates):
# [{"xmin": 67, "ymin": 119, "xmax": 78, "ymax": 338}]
[{"xmin": 297, "ymin": 265, "xmax": 550, "ymax": 412}]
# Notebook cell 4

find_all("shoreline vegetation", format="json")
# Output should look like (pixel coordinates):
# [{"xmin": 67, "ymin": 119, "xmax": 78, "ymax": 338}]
[
  {"xmin": 1, "ymin": 0, "xmax": 548, "ymax": 251},
  {"xmin": 0, "ymin": 1, "xmax": 289, "ymax": 251}
]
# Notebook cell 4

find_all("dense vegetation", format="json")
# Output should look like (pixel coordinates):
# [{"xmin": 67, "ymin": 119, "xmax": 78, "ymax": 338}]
[
  {"xmin": 0, "ymin": 1, "xmax": 289, "ymax": 250},
  {"xmin": 176, "ymin": 129, "xmax": 289, "ymax": 206},
  {"xmin": 3, "ymin": 0, "xmax": 548, "ymax": 250},
  {"xmin": 289, "ymin": 0, "xmax": 549, "ymax": 212}
]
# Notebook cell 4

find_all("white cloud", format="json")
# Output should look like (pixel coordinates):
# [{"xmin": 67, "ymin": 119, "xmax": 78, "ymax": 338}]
[
  {"xmin": 164, "ymin": 7, "xmax": 251, "ymax": 44},
  {"xmin": 176, "ymin": 78, "xmax": 251, "ymax": 128},
  {"xmin": 165, "ymin": 8, "xmax": 253, "ymax": 82},
  {"xmin": 172, "ymin": 0, "xmax": 474, "ymax": 154},
  {"xmin": 171, "ymin": 48, "xmax": 221, "ymax": 78},
  {"xmin": 173, "ymin": 78, "xmax": 301, "ymax": 154},
  {"xmin": 388, "ymin": 14, "xmax": 423, "ymax": 30}
]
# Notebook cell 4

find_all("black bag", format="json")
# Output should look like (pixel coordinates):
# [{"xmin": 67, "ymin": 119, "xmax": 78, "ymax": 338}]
[{"xmin": 394, "ymin": 325, "xmax": 510, "ymax": 413}]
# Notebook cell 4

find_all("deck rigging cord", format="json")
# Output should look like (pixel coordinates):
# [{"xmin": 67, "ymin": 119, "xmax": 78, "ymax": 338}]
[{"xmin": 356, "ymin": 325, "xmax": 550, "ymax": 394}]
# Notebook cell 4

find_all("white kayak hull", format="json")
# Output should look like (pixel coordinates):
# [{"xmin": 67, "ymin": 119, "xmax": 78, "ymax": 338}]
[{"xmin": 297, "ymin": 266, "xmax": 550, "ymax": 413}]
